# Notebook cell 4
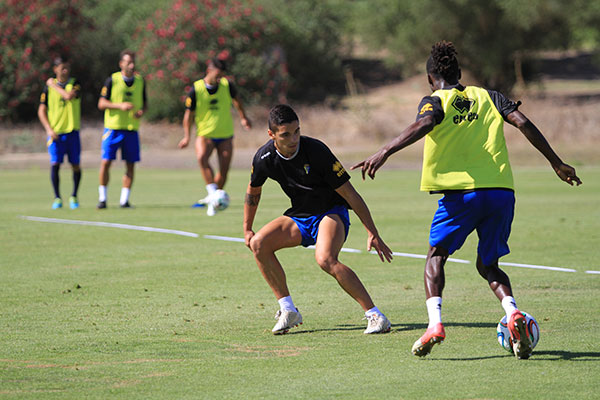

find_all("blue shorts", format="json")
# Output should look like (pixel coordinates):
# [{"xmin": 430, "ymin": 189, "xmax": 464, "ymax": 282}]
[
  {"xmin": 429, "ymin": 189, "xmax": 515, "ymax": 266},
  {"xmin": 47, "ymin": 130, "xmax": 81, "ymax": 165},
  {"xmin": 101, "ymin": 128, "xmax": 140, "ymax": 162},
  {"xmin": 290, "ymin": 205, "xmax": 351, "ymax": 247},
  {"xmin": 211, "ymin": 137, "xmax": 232, "ymax": 145}
]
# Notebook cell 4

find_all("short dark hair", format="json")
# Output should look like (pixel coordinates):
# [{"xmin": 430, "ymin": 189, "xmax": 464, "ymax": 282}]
[
  {"xmin": 268, "ymin": 104, "xmax": 299, "ymax": 130},
  {"xmin": 53, "ymin": 56, "xmax": 68, "ymax": 66},
  {"xmin": 426, "ymin": 41, "xmax": 459, "ymax": 82},
  {"xmin": 120, "ymin": 49, "xmax": 136, "ymax": 61},
  {"xmin": 209, "ymin": 57, "xmax": 227, "ymax": 72}
]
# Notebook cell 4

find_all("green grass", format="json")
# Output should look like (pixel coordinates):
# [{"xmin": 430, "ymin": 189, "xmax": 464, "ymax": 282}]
[{"xmin": 1, "ymin": 166, "xmax": 599, "ymax": 399}]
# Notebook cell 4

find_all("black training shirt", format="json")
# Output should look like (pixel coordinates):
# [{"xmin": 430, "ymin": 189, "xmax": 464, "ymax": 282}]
[{"xmin": 250, "ymin": 136, "xmax": 350, "ymax": 217}]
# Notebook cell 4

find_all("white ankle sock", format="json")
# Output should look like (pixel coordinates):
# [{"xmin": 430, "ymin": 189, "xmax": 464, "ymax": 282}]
[
  {"xmin": 365, "ymin": 306, "xmax": 382, "ymax": 317},
  {"xmin": 426, "ymin": 296, "xmax": 442, "ymax": 328},
  {"xmin": 501, "ymin": 296, "xmax": 518, "ymax": 318},
  {"xmin": 120, "ymin": 187, "xmax": 130, "ymax": 205},
  {"xmin": 278, "ymin": 295, "xmax": 296, "ymax": 312},
  {"xmin": 206, "ymin": 183, "xmax": 218, "ymax": 195},
  {"xmin": 98, "ymin": 185, "xmax": 107, "ymax": 202}
]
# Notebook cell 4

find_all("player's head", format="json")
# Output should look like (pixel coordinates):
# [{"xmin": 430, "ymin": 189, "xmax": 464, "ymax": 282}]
[
  {"xmin": 426, "ymin": 41, "xmax": 460, "ymax": 87},
  {"xmin": 119, "ymin": 49, "xmax": 136, "ymax": 77},
  {"xmin": 268, "ymin": 104, "xmax": 300, "ymax": 158},
  {"xmin": 206, "ymin": 57, "xmax": 227, "ymax": 81},
  {"xmin": 52, "ymin": 56, "xmax": 70, "ymax": 81}
]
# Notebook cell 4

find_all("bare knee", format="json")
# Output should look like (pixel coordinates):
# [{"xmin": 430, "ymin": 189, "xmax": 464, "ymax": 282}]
[
  {"xmin": 249, "ymin": 234, "xmax": 271, "ymax": 258},
  {"xmin": 315, "ymin": 254, "xmax": 338, "ymax": 274}
]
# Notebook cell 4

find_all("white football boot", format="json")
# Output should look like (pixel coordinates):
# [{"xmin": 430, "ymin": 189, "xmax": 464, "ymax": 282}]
[
  {"xmin": 363, "ymin": 313, "xmax": 391, "ymax": 334},
  {"xmin": 272, "ymin": 308, "xmax": 302, "ymax": 334}
]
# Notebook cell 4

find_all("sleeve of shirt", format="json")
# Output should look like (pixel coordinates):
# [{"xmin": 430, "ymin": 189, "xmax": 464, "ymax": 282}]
[
  {"xmin": 228, "ymin": 81, "xmax": 238, "ymax": 99},
  {"xmin": 313, "ymin": 140, "xmax": 351, "ymax": 189},
  {"xmin": 40, "ymin": 86, "xmax": 48, "ymax": 105},
  {"xmin": 72, "ymin": 79, "xmax": 82, "ymax": 99},
  {"xmin": 100, "ymin": 77, "xmax": 112, "ymax": 99},
  {"xmin": 416, "ymin": 95, "xmax": 444, "ymax": 124},
  {"xmin": 487, "ymin": 89, "xmax": 521, "ymax": 120},
  {"xmin": 250, "ymin": 151, "xmax": 269, "ymax": 187},
  {"xmin": 185, "ymin": 87, "xmax": 196, "ymax": 110}
]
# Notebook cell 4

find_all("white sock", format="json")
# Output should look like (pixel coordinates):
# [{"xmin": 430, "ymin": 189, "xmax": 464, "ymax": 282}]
[
  {"xmin": 277, "ymin": 295, "xmax": 296, "ymax": 312},
  {"xmin": 365, "ymin": 306, "xmax": 382, "ymax": 317},
  {"xmin": 120, "ymin": 187, "xmax": 130, "ymax": 205},
  {"xmin": 426, "ymin": 296, "xmax": 442, "ymax": 328},
  {"xmin": 206, "ymin": 183, "xmax": 218, "ymax": 195},
  {"xmin": 501, "ymin": 296, "xmax": 518, "ymax": 318},
  {"xmin": 98, "ymin": 185, "xmax": 107, "ymax": 202}
]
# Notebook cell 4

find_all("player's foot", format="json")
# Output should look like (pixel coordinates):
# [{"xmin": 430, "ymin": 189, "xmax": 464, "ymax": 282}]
[
  {"xmin": 508, "ymin": 310, "xmax": 532, "ymax": 360},
  {"xmin": 412, "ymin": 323, "xmax": 445, "ymax": 357},
  {"xmin": 272, "ymin": 308, "xmax": 302, "ymax": 335},
  {"xmin": 206, "ymin": 202, "xmax": 217, "ymax": 216},
  {"xmin": 69, "ymin": 196, "xmax": 79, "ymax": 209},
  {"xmin": 192, "ymin": 196, "xmax": 209, "ymax": 208},
  {"xmin": 52, "ymin": 198, "xmax": 62, "ymax": 209},
  {"xmin": 120, "ymin": 201, "xmax": 133, "ymax": 208},
  {"xmin": 96, "ymin": 200, "xmax": 107, "ymax": 209},
  {"xmin": 363, "ymin": 313, "xmax": 391, "ymax": 334}
]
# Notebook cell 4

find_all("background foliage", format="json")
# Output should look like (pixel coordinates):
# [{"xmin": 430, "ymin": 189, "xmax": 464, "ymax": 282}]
[{"xmin": 1, "ymin": 0, "xmax": 599, "ymax": 122}]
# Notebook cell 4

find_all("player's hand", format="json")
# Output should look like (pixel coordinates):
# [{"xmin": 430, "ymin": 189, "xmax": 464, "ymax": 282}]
[
  {"xmin": 554, "ymin": 163, "xmax": 582, "ymax": 186},
  {"xmin": 244, "ymin": 230, "xmax": 255, "ymax": 249},
  {"xmin": 134, "ymin": 109, "xmax": 144, "ymax": 119},
  {"xmin": 47, "ymin": 129, "xmax": 59, "ymax": 141},
  {"xmin": 178, "ymin": 137, "xmax": 189, "ymax": 149},
  {"xmin": 241, "ymin": 117, "xmax": 252, "ymax": 130},
  {"xmin": 351, "ymin": 150, "xmax": 388, "ymax": 180},
  {"xmin": 46, "ymin": 78, "xmax": 55, "ymax": 87},
  {"xmin": 367, "ymin": 233, "xmax": 393, "ymax": 263},
  {"xmin": 120, "ymin": 102, "xmax": 134, "ymax": 111}
]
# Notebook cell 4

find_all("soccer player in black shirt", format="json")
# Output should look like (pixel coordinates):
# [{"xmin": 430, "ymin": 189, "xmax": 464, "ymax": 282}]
[{"xmin": 243, "ymin": 104, "xmax": 393, "ymax": 335}]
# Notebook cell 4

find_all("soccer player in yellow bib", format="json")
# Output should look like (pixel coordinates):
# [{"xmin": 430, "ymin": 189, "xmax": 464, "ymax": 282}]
[
  {"xmin": 178, "ymin": 58, "xmax": 252, "ymax": 216},
  {"xmin": 97, "ymin": 50, "xmax": 147, "ymax": 209},
  {"xmin": 37, "ymin": 56, "xmax": 82, "ymax": 210},
  {"xmin": 353, "ymin": 41, "xmax": 581, "ymax": 359}
]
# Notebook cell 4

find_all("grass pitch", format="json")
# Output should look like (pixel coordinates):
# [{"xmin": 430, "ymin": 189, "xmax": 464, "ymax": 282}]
[{"xmin": 1, "ymin": 166, "xmax": 599, "ymax": 399}]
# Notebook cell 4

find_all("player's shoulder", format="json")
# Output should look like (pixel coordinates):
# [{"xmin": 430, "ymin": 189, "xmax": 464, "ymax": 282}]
[
  {"xmin": 301, "ymin": 135, "xmax": 328, "ymax": 149},
  {"xmin": 253, "ymin": 140, "xmax": 276, "ymax": 163}
]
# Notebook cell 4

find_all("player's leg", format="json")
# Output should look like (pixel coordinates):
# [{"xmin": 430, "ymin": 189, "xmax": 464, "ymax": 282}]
[
  {"xmin": 120, "ymin": 162, "xmax": 135, "ymax": 207},
  {"xmin": 194, "ymin": 136, "xmax": 219, "ymax": 213},
  {"xmin": 66, "ymin": 131, "xmax": 81, "ymax": 209},
  {"xmin": 98, "ymin": 128, "xmax": 118, "ymax": 209},
  {"xmin": 249, "ymin": 216, "xmax": 303, "ymax": 333},
  {"xmin": 119, "ymin": 131, "xmax": 140, "ymax": 208},
  {"xmin": 476, "ymin": 189, "xmax": 531, "ymax": 358},
  {"xmin": 214, "ymin": 138, "xmax": 233, "ymax": 189},
  {"xmin": 315, "ymin": 213, "xmax": 391, "ymax": 333},
  {"xmin": 48, "ymin": 135, "xmax": 64, "ymax": 208}
]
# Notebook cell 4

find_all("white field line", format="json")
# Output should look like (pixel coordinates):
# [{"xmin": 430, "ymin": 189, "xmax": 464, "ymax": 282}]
[
  {"xmin": 20, "ymin": 216, "xmax": 199, "ymax": 238},
  {"xmin": 21, "ymin": 216, "xmax": 591, "ymax": 273}
]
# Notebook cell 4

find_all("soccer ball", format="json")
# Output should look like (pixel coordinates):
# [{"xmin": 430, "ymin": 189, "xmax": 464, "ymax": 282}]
[
  {"xmin": 212, "ymin": 189, "xmax": 230, "ymax": 211},
  {"xmin": 496, "ymin": 311, "xmax": 540, "ymax": 353}
]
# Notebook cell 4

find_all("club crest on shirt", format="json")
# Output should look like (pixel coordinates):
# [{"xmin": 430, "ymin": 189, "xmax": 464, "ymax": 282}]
[
  {"xmin": 304, "ymin": 164, "xmax": 310, "ymax": 174},
  {"xmin": 332, "ymin": 161, "xmax": 346, "ymax": 177}
]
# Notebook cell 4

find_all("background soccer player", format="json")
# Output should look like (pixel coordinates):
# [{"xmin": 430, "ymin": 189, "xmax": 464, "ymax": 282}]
[
  {"xmin": 97, "ymin": 49, "xmax": 147, "ymax": 209},
  {"xmin": 353, "ymin": 41, "xmax": 581, "ymax": 359},
  {"xmin": 37, "ymin": 56, "xmax": 82, "ymax": 209},
  {"xmin": 244, "ymin": 104, "xmax": 393, "ymax": 335},
  {"xmin": 179, "ymin": 58, "xmax": 252, "ymax": 216}
]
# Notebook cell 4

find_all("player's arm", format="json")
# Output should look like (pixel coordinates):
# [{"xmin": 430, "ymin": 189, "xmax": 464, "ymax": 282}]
[
  {"xmin": 179, "ymin": 109, "xmax": 194, "ymax": 148},
  {"xmin": 351, "ymin": 115, "xmax": 436, "ymax": 180},
  {"xmin": 46, "ymin": 78, "xmax": 78, "ymax": 101},
  {"xmin": 506, "ymin": 110, "xmax": 582, "ymax": 186},
  {"xmin": 37, "ymin": 103, "xmax": 58, "ymax": 141},
  {"xmin": 232, "ymin": 97, "xmax": 252, "ymax": 130},
  {"xmin": 335, "ymin": 181, "xmax": 393, "ymax": 263},
  {"xmin": 97, "ymin": 78, "xmax": 132, "ymax": 112},
  {"xmin": 243, "ymin": 184, "xmax": 262, "ymax": 248},
  {"xmin": 133, "ymin": 78, "xmax": 147, "ymax": 119}
]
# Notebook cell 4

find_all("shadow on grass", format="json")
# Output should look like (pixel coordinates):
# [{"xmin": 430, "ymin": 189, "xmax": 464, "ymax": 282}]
[
  {"xmin": 532, "ymin": 350, "xmax": 600, "ymax": 361},
  {"xmin": 285, "ymin": 321, "xmax": 497, "ymax": 335}
]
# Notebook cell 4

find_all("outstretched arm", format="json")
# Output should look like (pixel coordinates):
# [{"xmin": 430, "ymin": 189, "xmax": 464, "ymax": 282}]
[
  {"xmin": 351, "ymin": 115, "xmax": 436, "ymax": 180},
  {"xmin": 335, "ymin": 181, "xmax": 392, "ymax": 263},
  {"xmin": 506, "ymin": 110, "xmax": 582, "ymax": 186},
  {"xmin": 243, "ymin": 184, "xmax": 262, "ymax": 248}
]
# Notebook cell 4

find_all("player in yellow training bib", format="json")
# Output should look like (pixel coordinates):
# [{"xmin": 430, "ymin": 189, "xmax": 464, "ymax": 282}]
[
  {"xmin": 353, "ymin": 41, "xmax": 581, "ymax": 360},
  {"xmin": 178, "ymin": 58, "xmax": 252, "ymax": 216}
]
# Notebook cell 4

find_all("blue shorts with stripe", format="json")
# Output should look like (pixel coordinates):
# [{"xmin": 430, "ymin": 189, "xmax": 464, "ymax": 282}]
[
  {"xmin": 429, "ymin": 189, "xmax": 515, "ymax": 266},
  {"xmin": 101, "ymin": 128, "xmax": 140, "ymax": 162},
  {"xmin": 47, "ymin": 130, "xmax": 81, "ymax": 165},
  {"xmin": 290, "ymin": 205, "xmax": 351, "ymax": 247}
]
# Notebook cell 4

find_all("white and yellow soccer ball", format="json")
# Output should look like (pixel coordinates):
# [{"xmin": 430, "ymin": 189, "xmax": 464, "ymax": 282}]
[
  {"xmin": 497, "ymin": 311, "xmax": 540, "ymax": 353},
  {"xmin": 212, "ymin": 189, "xmax": 230, "ymax": 211}
]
